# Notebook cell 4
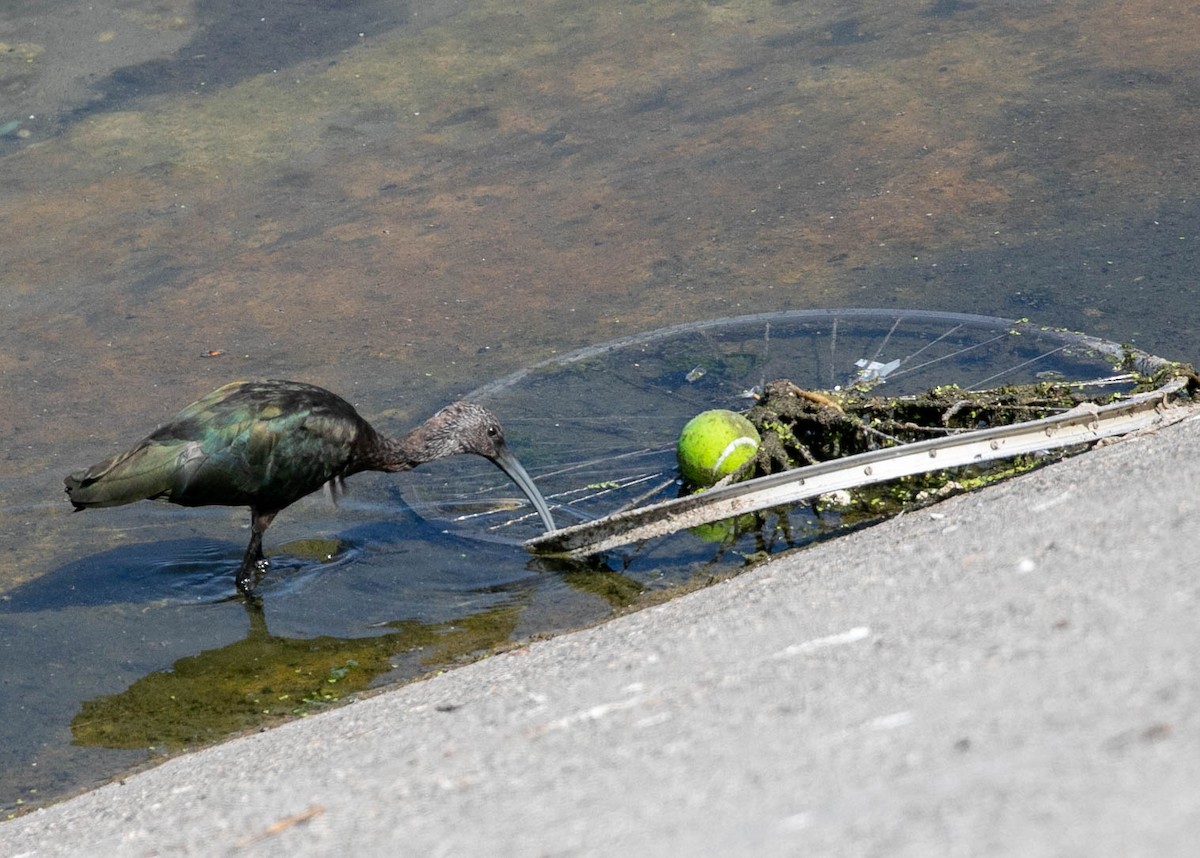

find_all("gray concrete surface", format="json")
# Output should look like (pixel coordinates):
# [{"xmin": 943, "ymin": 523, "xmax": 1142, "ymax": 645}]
[{"xmin": 4, "ymin": 413, "xmax": 1199, "ymax": 857}]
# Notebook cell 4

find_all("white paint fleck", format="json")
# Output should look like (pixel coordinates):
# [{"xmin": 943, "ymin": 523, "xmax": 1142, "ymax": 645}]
[{"xmin": 771, "ymin": 626, "xmax": 871, "ymax": 659}]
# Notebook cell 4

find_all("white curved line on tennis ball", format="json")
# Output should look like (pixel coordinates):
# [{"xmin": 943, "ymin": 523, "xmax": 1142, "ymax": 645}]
[{"xmin": 711, "ymin": 436, "xmax": 759, "ymax": 476}]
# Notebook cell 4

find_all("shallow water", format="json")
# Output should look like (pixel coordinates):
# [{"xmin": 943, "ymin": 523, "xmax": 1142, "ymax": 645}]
[{"xmin": 2, "ymin": 0, "xmax": 1198, "ymax": 815}]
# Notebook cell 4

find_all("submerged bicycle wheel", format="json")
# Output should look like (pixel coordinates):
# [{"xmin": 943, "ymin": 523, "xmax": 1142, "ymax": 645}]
[{"xmin": 400, "ymin": 309, "xmax": 1151, "ymax": 551}]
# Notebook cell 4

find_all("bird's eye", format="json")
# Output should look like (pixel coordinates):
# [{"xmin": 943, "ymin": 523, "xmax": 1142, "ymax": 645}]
[{"xmin": 487, "ymin": 425, "xmax": 501, "ymax": 438}]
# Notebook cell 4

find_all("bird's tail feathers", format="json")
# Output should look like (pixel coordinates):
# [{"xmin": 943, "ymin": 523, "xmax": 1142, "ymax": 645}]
[{"xmin": 64, "ymin": 442, "xmax": 195, "ymax": 509}]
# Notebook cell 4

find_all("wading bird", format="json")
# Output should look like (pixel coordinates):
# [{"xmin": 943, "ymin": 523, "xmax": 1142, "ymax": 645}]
[{"xmin": 65, "ymin": 379, "xmax": 556, "ymax": 595}]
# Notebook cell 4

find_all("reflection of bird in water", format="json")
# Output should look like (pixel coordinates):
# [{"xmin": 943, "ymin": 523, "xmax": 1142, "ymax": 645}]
[{"xmin": 65, "ymin": 380, "xmax": 556, "ymax": 596}]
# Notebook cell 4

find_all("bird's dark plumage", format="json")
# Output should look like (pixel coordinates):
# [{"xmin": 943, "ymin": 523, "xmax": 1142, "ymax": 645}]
[{"xmin": 65, "ymin": 380, "xmax": 556, "ymax": 595}]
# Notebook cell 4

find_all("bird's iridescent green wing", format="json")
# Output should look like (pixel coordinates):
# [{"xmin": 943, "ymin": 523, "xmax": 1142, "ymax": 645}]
[
  {"xmin": 66, "ymin": 380, "xmax": 370, "ymax": 511},
  {"xmin": 163, "ymin": 385, "xmax": 364, "ymax": 508}
]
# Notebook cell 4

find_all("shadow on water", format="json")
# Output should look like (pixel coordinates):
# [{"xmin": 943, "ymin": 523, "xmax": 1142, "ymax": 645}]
[
  {"xmin": 2, "ymin": 538, "xmax": 273, "ymax": 611},
  {"xmin": 2, "ymin": 501, "xmax": 452, "ymax": 614}
]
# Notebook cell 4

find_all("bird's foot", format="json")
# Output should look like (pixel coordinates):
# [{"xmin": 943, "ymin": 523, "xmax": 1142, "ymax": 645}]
[{"xmin": 235, "ymin": 558, "xmax": 270, "ymax": 598}]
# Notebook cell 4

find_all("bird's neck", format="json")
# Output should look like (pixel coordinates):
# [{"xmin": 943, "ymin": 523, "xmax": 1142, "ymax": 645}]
[{"xmin": 370, "ymin": 427, "xmax": 431, "ymax": 473}]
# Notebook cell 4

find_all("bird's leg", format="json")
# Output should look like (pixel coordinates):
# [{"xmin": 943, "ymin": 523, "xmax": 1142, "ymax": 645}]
[
  {"xmin": 235, "ymin": 533, "xmax": 263, "ymax": 596},
  {"xmin": 235, "ymin": 510, "xmax": 278, "ymax": 596}
]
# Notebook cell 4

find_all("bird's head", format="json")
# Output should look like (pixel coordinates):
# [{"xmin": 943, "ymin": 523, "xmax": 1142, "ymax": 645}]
[
  {"xmin": 415, "ymin": 400, "xmax": 509, "ymax": 460},
  {"xmin": 405, "ymin": 401, "xmax": 556, "ymax": 532}
]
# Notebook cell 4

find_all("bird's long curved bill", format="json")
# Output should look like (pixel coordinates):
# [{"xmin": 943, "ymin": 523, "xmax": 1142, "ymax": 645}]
[{"xmin": 490, "ymin": 446, "xmax": 557, "ymax": 533}]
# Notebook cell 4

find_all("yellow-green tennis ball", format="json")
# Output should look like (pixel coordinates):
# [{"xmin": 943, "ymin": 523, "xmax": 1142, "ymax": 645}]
[{"xmin": 677, "ymin": 409, "xmax": 761, "ymax": 487}]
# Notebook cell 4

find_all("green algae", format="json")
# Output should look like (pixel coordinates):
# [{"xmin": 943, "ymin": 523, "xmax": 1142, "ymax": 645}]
[{"xmin": 71, "ymin": 604, "xmax": 520, "ymax": 751}]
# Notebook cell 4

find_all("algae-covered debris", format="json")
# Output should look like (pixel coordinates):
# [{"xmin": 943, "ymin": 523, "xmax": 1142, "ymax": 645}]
[{"xmin": 741, "ymin": 362, "xmax": 1199, "ymax": 515}]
